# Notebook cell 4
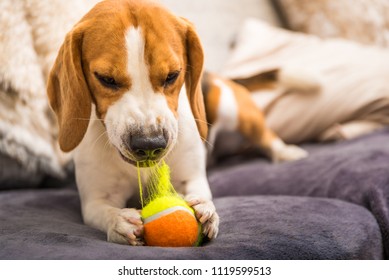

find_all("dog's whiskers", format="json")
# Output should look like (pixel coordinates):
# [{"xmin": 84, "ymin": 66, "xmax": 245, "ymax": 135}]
[
  {"xmin": 176, "ymin": 121, "xmax": 213, "ymax": 149},
  {"xmin": 193, "ymin": 118, "xmax": 212, "ymax": 127},
  {"xmin": 178, "ymin": 113, "xmax": 213, "ymax": 127},
  {"xmin": 72, "ymin": 117, "xmax": 112, "ymax": 124},
  {"xmin": 91, "ymin": 130, "xmax": 108, "ymax": 149}
]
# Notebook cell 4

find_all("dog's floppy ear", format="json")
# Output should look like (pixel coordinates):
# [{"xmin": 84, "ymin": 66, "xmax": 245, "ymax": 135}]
[
  {"xmin": 183, "ymin": 20, "xmax": 208, "ymax": 140},
  {"xmin": 47, "ymin": 24, "xmax": 91, "ymax": 152}
]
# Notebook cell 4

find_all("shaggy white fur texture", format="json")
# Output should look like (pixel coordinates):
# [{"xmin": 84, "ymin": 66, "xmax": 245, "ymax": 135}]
[{"xmin": 0, "ymin": 0, "xmax": 98, "ymax": 179}]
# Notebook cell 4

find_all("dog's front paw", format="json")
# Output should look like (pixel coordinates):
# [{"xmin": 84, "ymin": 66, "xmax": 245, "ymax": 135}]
[
  {"xmin": 271, "ymin": 144, "xmax": 308, "ymax": 163},
  {"xmin": 107, "ymin": 208, "xmax": 144, "ymax": 246},
  {"xmin": 185, "ymin": 195, "xmax": 219, "ymax": 240}
]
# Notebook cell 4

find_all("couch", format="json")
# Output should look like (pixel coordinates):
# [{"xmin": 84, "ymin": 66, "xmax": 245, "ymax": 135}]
[{"xmin": 1, "ymin": 129, "xmax": 387, "ymax": 259}]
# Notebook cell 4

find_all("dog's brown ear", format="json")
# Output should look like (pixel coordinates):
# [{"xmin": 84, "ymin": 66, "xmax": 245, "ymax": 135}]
[
  {"xmin": 183, "ymin": 20, "xmax": 208, "ymax": 141},
  {"xmin": 47, "ymin": 24, "xmax": 91, "ymax": 152}
]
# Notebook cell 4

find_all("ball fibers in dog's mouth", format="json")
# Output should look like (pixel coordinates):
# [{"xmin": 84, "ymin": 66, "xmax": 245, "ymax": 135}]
[{"xmin": 119, "ymin": 151, "xmax": 158, "ymax": 168}]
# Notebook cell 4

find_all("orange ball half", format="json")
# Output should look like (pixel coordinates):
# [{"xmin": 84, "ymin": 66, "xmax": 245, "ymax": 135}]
[{"xmin": 143, "ymin": 206, "xmax": 201, "ymax": 247}]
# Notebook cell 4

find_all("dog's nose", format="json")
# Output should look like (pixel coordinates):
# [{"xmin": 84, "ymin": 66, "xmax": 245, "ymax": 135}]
[{"xmin": 130, "ymin": 134, "xmax": 167, "ymax": 161}]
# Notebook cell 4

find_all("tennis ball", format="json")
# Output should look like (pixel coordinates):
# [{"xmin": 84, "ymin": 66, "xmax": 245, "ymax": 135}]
[{"xmin": 141, "ymin": 196, "xmax": 202, "ymax": 247}]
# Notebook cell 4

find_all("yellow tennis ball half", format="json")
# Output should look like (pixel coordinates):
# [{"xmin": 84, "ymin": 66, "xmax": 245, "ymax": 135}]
[{"xmin": 141, "ymin": 196, "xmax": 202, "ymax": 247}]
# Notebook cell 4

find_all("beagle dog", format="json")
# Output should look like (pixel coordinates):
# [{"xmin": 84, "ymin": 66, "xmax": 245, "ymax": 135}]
[
  {"xmin": 202, "ymin": 72, "xmax": 308, "ymax": 163},
  {"xmin": 47, "ymin": 0, "xmax": 218, "ymax": 245}
]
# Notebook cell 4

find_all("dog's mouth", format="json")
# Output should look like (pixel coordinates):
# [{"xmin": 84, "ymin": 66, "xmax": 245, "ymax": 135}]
[{"xmin": 118, "ymin": 150, "xmax": 160, "ymax": 168}]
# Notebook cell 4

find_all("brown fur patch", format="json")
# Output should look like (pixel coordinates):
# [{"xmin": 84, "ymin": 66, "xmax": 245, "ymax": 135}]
[
  {"xmin": 227, "ymin": 79, "xmax": 277, "ymax": 150},
  {"xmin": 234, "ymin": 70, "xmax": 279, "ymax": 92},
  {"xmin": 202, "ymin": 73, "xmax": 221, "ymax": 125}
]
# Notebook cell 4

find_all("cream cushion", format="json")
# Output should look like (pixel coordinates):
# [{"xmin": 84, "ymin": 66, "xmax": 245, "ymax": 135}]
[{"xmin": 223, "ymin": 19, "xmax": 389, "ymax": 143}]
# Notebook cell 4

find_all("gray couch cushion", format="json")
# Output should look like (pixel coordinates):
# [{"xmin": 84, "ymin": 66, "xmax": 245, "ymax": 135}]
[
  {"xmin": 209, "ymin": 128, "xmax": 389, "ymax": 258},
  {"xmin": 0, "ymin": 153, "xmax": 45, "ymax": 189},
  {"xmin": 0, "ymin": 186, "xmax": 382, "ymax": 259}
]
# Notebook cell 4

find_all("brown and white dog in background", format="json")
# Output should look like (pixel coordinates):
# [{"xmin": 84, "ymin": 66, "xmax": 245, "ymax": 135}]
[{"xmin": 202, "ymin": 71, "xmax": 308, "ymax": 164}]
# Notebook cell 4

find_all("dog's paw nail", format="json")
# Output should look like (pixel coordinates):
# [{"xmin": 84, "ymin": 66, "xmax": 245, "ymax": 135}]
[
  {"xmin": 134, "ymin": 227, "xmax": 144, "ymax": 237},
  {"xmin": 205, "ymin": 226, "xmax": 217, "ymax": 239},
  {"xmin": 127, "ymin": 217, "xmax": 143, "ymax": 225},
  {"xmin": 187, "ymin": 199, "xmax": 200, "ymax": 206},
  {"xmin": 199, "ymin": 213, "xmax": 210, "ymax": 224},
  {"xmin": 127, "ymin": 232, "xmax": 136, "ymax": 240},
  {"xmin": 129, "ymin": 239, "xmax": 143, "ymax": 246}
]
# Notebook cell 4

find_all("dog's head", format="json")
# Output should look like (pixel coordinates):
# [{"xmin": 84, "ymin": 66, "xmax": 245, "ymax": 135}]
[{"xmin": 47, "ymin": 0, "xmax": 207, "ymax": 166}]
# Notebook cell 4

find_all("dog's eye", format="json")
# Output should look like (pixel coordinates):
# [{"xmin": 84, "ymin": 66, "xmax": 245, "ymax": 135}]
[
  {"xmin": 94, "ymin": 72, "xmax": 119, "ymax": 90},
  {"xmin": 163, "ymin": 71, "xmax": 180, "ymax": 87}
]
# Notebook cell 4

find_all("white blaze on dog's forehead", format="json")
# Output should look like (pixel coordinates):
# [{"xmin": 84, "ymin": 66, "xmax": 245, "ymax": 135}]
[
  {"xmin": 121, "ymin": 26, "xmax": 172, "ymax": 116},
  {"xmin": 125, "ymin": 26, "xmax": 153, "ymax": 94}
]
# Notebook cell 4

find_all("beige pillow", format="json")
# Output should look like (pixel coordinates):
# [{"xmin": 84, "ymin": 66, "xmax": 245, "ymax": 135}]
[
  {"xmin": 160, "ymin": 0, "xmax": 280, "ymax": 72},
  {"xmin": 276, "ymin": 0, "xmax": 389, "ymax": 48},
  {"xmin": 223, "ymin": 19, "xmax": 389, "ymax": 143}
]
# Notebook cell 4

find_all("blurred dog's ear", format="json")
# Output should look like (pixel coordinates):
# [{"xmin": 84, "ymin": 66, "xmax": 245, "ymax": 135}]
[
  {"xmin": 182, "ymin": 19, "xmax": 208, "ymax": 141},
  {"xmin": 47, "ymin": 24, "xmax": 91, "ymax": 152}
]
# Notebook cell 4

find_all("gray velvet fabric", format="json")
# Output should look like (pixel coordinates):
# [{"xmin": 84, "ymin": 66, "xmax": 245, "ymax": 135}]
[
  {"xmin": 1, "ymin": 129, "xmax": 388, "ymax": 259},
  {"xmin": 0, "ymin": 187, "xmax": 382, "ymax": 259},
  {"xmin": 209, "ymin": 128, "xmax": 389, "ymax": 258},
  {"xmin": 0, "ymin": 153, "xmax": 45, "ymax": 189}
]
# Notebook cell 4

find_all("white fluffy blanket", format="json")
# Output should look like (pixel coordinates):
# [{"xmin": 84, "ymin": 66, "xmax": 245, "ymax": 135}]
[{"xmin": 0, "ymin": 0, "xmax": 97, "ymax": 178}]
